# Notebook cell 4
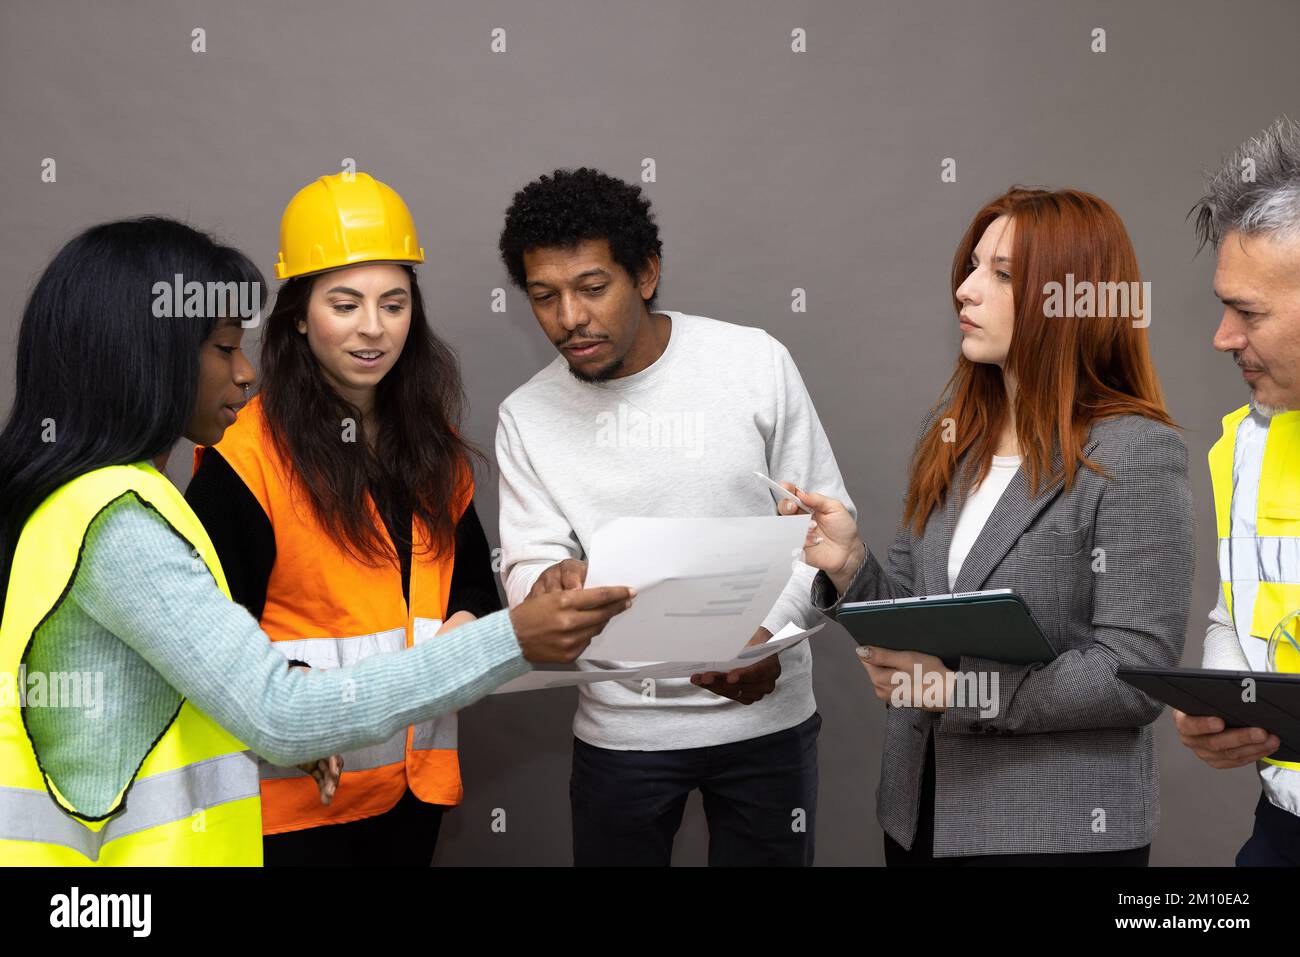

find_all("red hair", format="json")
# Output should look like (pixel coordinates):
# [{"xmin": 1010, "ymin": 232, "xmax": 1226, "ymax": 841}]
[{"xmin": 902, "ymin": 187, "xmax": 1173, "ymax": 534}]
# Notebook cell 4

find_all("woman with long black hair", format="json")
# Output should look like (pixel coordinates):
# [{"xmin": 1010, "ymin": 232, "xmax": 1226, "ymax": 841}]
[
  {"xmin": 0, "ymin": 216, "xmax": 632, "ymax": 866},
  {"xmin": 185, "ymin": 172, "xmax": 518, "ymax": 865}
]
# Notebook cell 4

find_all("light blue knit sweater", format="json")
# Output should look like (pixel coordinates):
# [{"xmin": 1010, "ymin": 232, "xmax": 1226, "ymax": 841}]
[{"xmin": 22, "ymin": 495, "xmax": 529, "ymax": 818}]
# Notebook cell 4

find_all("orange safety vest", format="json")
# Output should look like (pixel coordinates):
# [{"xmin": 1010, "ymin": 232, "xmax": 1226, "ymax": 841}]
[{"xmin": 196, "ymin": 395, "xmax": 469, "ymax": 834}]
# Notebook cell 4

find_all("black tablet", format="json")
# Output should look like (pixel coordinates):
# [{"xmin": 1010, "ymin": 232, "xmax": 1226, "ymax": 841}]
[
  {"xmin": 1118, "ymin": 666, "xmax": 1300, "ymax": 763},
  {"xmin": 837, "ymin": 588, "xmax": 1057, "ymax": 667}
]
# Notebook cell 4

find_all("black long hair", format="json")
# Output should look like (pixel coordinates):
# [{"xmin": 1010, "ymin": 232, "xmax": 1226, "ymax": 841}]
[
  {"xmin": 0, "ymin": 217, "xmax": 264, "ymax": 601},
  {"xmin": 259, "ymin": 267, "xmax": 481, "ymax": 566}
]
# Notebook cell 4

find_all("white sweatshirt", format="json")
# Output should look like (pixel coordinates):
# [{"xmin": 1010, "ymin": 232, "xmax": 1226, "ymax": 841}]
[{"xmin": 495, "ymin": 311, "xmax": 856, "ymax": 750}]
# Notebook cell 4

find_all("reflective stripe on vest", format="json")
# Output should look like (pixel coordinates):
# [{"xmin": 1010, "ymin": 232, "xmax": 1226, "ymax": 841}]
[
  {"xmin": 270, "ymin": 626, "xmax": 407, "ymax": 668},
  {"xmin": 0, "ymin": 463, "xmax": 263, "ymax": 865},
  {"xmin": 1208, "ymin": 405, "xmax": 1300, "ymax": 778},
  {"xmin": 0, "ymin": 751, "xmax": 258, "ymax": 861},
  {"xmin": 1218, "ymin": 537, "xmax": 1300, "ymax": 587},
  {"xmin": 254, "ymin": 618, "xmax": 456, "ymax": 783},
  {"xmin": 207, "ymin": 396, "xmax": 467, "ymax": 834}
]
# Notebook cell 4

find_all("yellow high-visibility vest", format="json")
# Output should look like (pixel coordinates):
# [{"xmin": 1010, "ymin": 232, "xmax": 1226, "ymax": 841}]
[
  {"xmin": 1209, "ymin": 405, "xmax": 1300, "ymax": 772},
  {"xmin": 0, "ymin": 462, "xmax": 262, "ymax": 865}
]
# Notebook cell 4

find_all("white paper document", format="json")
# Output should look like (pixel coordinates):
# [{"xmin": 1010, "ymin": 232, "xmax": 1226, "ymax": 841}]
[
  {"xmin": 491, "ymin": 622, "xmax": 825, "ymax": 695},
  {"xmin": 578, "ymin": 515, "xmax": 812, "ymax": 661}
]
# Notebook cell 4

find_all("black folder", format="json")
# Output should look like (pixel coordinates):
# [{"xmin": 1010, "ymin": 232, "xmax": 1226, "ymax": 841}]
[{"xmin": 1119, "ymin": 666, "xmax": 1300, "ymax": 763}]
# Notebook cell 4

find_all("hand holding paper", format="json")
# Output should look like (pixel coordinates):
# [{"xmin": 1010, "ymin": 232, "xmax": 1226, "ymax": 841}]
[
  {"xmin": 691, "ymin": 625, "xmax": 781, "ymax": 705},
  {"xmin": 508, "ymin": 585, "xmax": 636, "ymax": 663}
]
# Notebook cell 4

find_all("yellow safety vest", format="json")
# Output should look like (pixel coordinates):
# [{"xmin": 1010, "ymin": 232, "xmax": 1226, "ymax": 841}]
[
  {"xmin": 1209, "ymin": 404, "xmax": 1300, "ymax": 772},
  {"xmin": 0, "ymin": 463, "xmax": 262, "ymax": 865}
]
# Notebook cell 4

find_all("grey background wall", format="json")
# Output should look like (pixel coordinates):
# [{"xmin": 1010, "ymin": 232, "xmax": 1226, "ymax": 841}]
[{"xmin": 2, "ymin": 0, "xmax": 1297, "ymax": 865}]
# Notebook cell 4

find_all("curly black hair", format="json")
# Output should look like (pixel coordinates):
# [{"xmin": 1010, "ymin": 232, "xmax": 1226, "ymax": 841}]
[{"xmin": 499, "ymin": 167, "xmax": 663, "ymax": 305}]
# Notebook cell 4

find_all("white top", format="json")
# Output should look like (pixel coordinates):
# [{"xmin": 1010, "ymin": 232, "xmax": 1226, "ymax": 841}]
[
  {"xmin": 495, "ymin": 311, "xmax": 856, "ymax": 751},
  {"xmin": 947, "ymin": 454, "xmax": 1022, "ymax": 590}
]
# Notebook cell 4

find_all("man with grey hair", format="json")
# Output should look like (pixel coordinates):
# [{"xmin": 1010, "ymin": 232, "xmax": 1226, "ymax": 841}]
[{"xmin": 1174, "ymin": 116, "xmax": 1300, "ymax": 866}]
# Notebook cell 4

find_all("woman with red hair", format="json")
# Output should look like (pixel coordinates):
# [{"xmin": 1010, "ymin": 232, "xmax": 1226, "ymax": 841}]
[{"xmin": 783, "ymin": 187, "xmax": 1194, "ymax": 865}]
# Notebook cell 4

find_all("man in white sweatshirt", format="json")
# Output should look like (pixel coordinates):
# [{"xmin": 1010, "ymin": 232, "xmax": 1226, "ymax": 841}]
[
  {"xmin": 1175, "ymin": 117, "xmax": 1300, "ymax": 866},
  {"xmin": 494, "ymin": 167, "xmax": 854, "ymax": 865}
]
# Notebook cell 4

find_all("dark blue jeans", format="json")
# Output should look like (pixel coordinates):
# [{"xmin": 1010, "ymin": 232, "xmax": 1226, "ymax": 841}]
[
  {"xmin": 570, "ymin": 711, "xmax": 820, "ymax": 867},
  {"xmin": 1236, "ymin": 792, "xmax": 1300, "ymax": 866}
]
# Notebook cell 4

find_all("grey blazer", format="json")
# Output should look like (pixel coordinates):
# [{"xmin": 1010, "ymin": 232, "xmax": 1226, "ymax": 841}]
[{"xmin": 813, "ymin": 411, "xmax": 1194, "ymax": 857}]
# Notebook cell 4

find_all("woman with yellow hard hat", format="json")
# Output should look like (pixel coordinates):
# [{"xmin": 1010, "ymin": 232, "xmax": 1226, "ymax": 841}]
[
  {"xmin": 0, "ymin": 216, "xmax": 632, "ymax": 867},
  {"xmin": 185, "ymin": 172, "xmax": 508, "ymax": 865}
]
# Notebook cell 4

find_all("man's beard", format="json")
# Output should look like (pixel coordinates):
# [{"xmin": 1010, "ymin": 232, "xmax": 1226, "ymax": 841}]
[
  {"xmin": 1250, "ymin": 393, "xmax": 1290, "ymax": 417},
  {"xmin": 1238, "ymin": 354, "xmax": 1288, "ymax": 416},
  {"xmin": 567, "ymin": 354, "xmax": 625, "ymax": 383}
]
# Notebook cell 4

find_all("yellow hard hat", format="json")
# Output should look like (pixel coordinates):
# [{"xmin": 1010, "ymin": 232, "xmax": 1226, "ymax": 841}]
[{"xmin": 275, "ymin": 172, "xmax": 424, "ymax": 280}]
